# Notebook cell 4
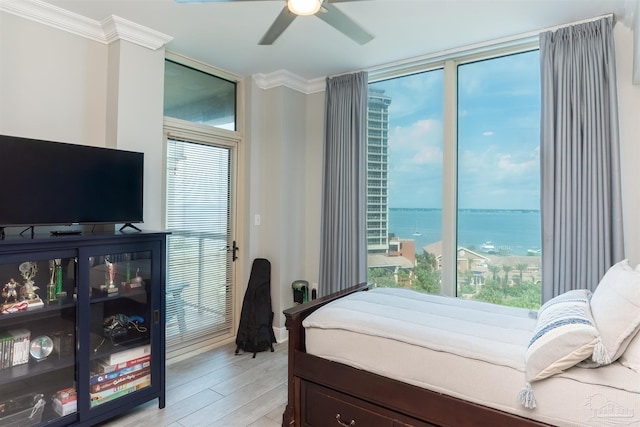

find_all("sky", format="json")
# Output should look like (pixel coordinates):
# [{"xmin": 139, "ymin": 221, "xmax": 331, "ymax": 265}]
[{"xmin": 370, "ymin": 50, "xmax": 541, "ymax": 210}]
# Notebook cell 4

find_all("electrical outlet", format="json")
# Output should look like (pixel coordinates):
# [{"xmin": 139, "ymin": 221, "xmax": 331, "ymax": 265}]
[{"xmin": 254, "ymin": 214, "xmax": 261, "ymax": 226}]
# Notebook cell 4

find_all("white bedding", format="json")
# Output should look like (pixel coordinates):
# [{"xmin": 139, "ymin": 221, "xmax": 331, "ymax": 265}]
[{"xmin": 303, "ymin": 288, "xmax": 640, "ymax": 427}]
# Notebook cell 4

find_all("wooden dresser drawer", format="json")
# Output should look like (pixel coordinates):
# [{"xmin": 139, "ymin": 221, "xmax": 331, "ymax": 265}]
[{"xmin": 302, "ymin": 381, "xmax": 394, "ymax": 427}]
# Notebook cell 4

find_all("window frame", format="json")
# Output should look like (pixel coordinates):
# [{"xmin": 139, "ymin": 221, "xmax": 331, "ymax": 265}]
[
  {"xmin": 367, "ymin": 40, "xmax": 540, "ymax": 299},
  {"xmin": 164, "ymin": 51, "xmax": 245, "ymax": 136}
]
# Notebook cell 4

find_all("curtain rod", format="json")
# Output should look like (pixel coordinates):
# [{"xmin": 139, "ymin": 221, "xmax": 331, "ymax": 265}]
[
  {"xmin": 539, "ymin": 13, "xmax": 615, "ymax": 34},
  {"xmin": 368, "ymin": 13, "xmax": 615, "ymax": 81}
]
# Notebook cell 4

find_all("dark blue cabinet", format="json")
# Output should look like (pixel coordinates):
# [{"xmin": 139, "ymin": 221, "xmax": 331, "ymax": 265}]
[{"xmin": 0, "ymin": 232, "xmax": 167, "ymax": 427}]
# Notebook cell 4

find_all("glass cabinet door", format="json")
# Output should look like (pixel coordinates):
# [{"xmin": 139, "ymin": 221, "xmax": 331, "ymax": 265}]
[
  {"xmin": 87, "ymin": 250, "xmax": 152, "ymax": 409},
  {"xmin": 0, "ymin": 253, "xmax": 78, "ymax": 425}
]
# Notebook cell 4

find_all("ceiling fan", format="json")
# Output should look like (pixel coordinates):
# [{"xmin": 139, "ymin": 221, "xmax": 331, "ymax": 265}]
[{"xmin": 175, "ymin": 0, "xmax": 374, "ymax": 45}]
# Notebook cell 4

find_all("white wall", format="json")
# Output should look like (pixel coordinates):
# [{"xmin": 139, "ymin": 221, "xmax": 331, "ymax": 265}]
[
  {"xmin": 0, "ymin": 13, "xmax": 108, "ymax": 146},
  {"xmin": 246, "ymin": 80, "xmax": 321, "ymax": 331},
  {"xmin": 303, "ymin": 91, "xmax": 325, "ymax": 293}
]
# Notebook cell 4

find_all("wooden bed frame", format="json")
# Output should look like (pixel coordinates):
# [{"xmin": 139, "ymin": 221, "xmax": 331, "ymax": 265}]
[{"xmin": 282, "ymin": 282, "xmax": 551, "ymax": 427}]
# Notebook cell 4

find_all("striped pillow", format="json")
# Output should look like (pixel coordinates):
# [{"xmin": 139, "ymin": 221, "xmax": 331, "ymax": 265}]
[
  {"xmin": 520, "ymin": 289, "xmax": 604, "ymax": 408},
  {"xmin": 525, "ymin": 289, "xmax": 603, "ymax": 382}
]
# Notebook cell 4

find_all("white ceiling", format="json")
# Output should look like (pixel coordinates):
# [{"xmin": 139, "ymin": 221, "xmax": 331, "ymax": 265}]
[{"xmin": 42, "ymin": 0, "xmax": 630, "ymax": 80}]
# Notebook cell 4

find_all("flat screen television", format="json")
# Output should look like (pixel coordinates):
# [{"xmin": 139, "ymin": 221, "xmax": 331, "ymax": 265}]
[{"xmin": 0, "ymin": 135, "xmax": 144, "ymax": 228}]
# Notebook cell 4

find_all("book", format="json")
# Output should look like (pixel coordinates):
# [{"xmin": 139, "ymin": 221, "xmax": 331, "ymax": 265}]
[
  {"xmin": 90, "ymin": 360, "xmax": 150, "ymax": 385},
  {"xmin": 8, "ymin": 329, "xmax": 30, "ymax": 366},
  {"xmin": 102, "ymin": 344, "xmax": 151, "ymax": 366},
  {"xmin": 90, "ymin": 366, "xmax": 151, "ymax": 393},
  {"xmin": 89, "ymin": 375, "xmax": 151, "ymax": 408},
  {"xmin": 90, "ymin": 354, "xmax": 151, "ymax": 375},
  {"xmin": 0, "ymin": 331, "xmax": 12, "ymax": 369}
]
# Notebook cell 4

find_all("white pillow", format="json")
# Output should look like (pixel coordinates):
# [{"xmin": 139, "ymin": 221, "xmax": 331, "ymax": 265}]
[
  {"xmin": 525, "ymin": 289, "xmax": 602, "ymax": 383},
  {"xmin": 590, "ymin": 259, "xmax": 640, "ymax": 364},
  {"xmin": 620, "ymin": 331, "xmax": 640, "ymax": 372}
]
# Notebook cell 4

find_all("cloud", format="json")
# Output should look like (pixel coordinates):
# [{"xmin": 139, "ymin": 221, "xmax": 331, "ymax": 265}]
[
  {"xmin": 386, "ymin": 118, "xmax": 444, "ymax": 207},
  {"xmin": 497, "ymin": 153, "xmax": 538, "ymax": 175},
  {"xmin": 389, "ymin": 118, "xmax": 443, "ymax": 166},
  {"xmin": 457, "ymin": 144, "xmax": 540, "ymax": 209},
  {"xmin": 371, "ymin": 71, "xmax": 444, "ymax": 124}
]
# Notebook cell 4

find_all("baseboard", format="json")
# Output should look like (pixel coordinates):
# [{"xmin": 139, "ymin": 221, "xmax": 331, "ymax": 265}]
[{"xmin": 274, "ymin": 326, "xmax": 288, "ymax": 343}]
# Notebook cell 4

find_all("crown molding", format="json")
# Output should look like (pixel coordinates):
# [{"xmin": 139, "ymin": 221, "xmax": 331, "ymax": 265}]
[
  {"xmin": 101, "ymin": 15, "xmax": 173, "ymax": 50},
  {"xmin": 0, "ymin": 0, "xmax": 172, "ymax": 50},
  {"xmin": 253, "ymin": 70, "xmax": 325, "ymax": 94}
]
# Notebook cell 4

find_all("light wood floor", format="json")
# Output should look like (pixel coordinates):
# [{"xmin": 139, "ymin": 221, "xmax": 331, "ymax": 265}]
[{"xmin": 97, "ymin": 342, "xmax": 288, "ymax": 427}]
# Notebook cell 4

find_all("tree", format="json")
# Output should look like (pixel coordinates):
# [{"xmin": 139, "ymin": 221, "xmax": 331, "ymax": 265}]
[
  {"xmin": 411, "ymin": 252, "xmax": 441, "ymax": 294},
  {"xmin": 488, "ymin": 264, "xmax": 501, "ymax": 281},
  {"xmin": 501, "ymin": 265, "xmax": 513, "ymax": 296},
  {"xmin": 368, "ymin": 267, "xmax": 396, "ymax": 288},
  {"xmin": 397, "ymin": 268, "xmax": 411, "ymax": 287},
  {"xmin": 502, "ymin": 265, "xmax": 513, "ymax": 285},
  {"xmin": 475, "ymin": 278, "xmax": 503, "ymax": 305},
  {"xmin": 515, "ymin": 263, "xmax": 528, "ymax": 283}
]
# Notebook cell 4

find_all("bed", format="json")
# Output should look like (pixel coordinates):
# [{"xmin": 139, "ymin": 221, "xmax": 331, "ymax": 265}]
[{"xmin": 281, "ymin": 274, "xmax": 640, "ymax": 427}]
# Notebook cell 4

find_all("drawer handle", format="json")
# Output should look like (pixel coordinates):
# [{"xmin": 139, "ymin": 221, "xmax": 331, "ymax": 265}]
[{"xmin": 335, "ymin": 414, "xmax": 355, "ymax": 427}]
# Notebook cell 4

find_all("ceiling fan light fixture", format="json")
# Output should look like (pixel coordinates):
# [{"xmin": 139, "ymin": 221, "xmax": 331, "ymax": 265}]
[{"xmin": 288, "ymin": 0, "xmax": 322, "ymax": 16}]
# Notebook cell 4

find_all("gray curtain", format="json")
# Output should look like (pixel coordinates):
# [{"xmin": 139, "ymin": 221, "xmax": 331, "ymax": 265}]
[
  {"xmin": 318, "ymin": 71, "xmax": 368, "ymax": 296},
  {"xmin": 540, "ymin": 17, "xmax": 624, "ymax": 302}
]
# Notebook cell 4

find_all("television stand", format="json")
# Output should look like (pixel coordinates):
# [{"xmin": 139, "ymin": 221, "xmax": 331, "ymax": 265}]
[{"xmin": 120, "ymin": 223, "xmax": 142, "ymax": 232}]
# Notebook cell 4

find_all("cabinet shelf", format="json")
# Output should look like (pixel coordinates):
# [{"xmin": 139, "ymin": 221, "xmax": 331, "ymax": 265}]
[
  {"xmin": 0, "ymin": 301, "xmax": 76, "ymax": 324},
  {"xmin": 90, "ymin": 288, "xmax": 147, "ymax": 304},
  {"xmin": 89, "ymin": 332, "xmax": 150, "ymax": 362},
  {"xmin": 0, "ymin": 354, "xmax": 75, "ymax": 383}
]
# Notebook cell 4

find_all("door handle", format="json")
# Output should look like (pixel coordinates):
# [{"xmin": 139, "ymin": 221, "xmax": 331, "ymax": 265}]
[{"xmin": 226, "ymin": 241, "xmax": 239, "ymax": 262}]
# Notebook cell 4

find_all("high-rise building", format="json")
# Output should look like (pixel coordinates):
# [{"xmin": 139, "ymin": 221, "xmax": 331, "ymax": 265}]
[{"xmin": 366, "ymin": 88, "xmax": 391, "ymax": 254}]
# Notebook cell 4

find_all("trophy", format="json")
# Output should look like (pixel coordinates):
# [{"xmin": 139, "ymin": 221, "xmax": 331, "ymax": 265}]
[
  {"xmin": 126, "ymin": 268, "xmax": 143, "ymax": 290},
  {"xmin": 19, "ymin": 262, "xmax": 39, "ymax": 300},
  {"xmin": 2, "ymin": 278, "xmax": 20, "ymax": 304},
  {"xmin": 103, "ymin": 257, "xmax": 118, "ymax": 295},
  {"xmin": 18, "ymin": 261, "xmax": 43, "ymax": 309}
]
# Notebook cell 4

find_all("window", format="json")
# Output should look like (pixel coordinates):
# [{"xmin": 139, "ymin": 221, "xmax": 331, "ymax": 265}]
[
  {"xmin": 367, "ymin": 70, "xmax": 444, "ymax": 292},
  {"xmin": 366, "ymin": 49, "xmax": 542, "ymax": 309},
  {"xmin": 457, "ymin": 51, "xmax": 541, "ymax": 308},
  {"xmin": 164, "ymin": 59, "xmax": 236, "ymax": 130}
]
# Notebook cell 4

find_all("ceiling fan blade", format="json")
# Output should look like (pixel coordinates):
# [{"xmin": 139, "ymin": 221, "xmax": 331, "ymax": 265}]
[
  {"xmin": 316, "ymin": 2, "xmax": 373, "ymax": 45},
  {"xmin": 259, "ymin": 6, "xmax": 297, "ymax": 45}
]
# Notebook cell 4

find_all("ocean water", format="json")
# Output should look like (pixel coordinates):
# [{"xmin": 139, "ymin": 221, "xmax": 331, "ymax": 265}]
[{"xmin": 389, "ymin": 208, "xmax": 541, "ymax": 256}]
